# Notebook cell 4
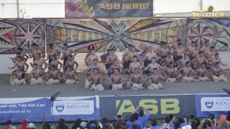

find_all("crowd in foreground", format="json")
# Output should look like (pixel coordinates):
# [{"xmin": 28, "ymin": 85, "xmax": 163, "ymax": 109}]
[
  {"xmin": 3, "ymin": 107, "xmax": 230, "ymax": 129},
  {"xmin": 8, "ymin": 39, "xmax": 230, "ymax": 91}
]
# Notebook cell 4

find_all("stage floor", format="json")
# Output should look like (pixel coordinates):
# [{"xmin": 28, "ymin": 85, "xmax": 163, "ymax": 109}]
[{"xmin": 0, "ymin": 73, "xmax": 229, "ymax": 98}]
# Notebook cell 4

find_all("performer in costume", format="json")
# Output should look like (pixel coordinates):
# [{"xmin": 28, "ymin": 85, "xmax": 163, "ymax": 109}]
[
  {"xmin": 130, "ymin": 68, "xmax": 147, "ymax": 90},
  {"xmin": 60, "ymin": 43, "xmax": 77, "ymax": 70},
  {"xmin": 108, "ymin": 68, "xmax": 127, "ymax": 90},
  {"xmin": 88, "ymin": 68, "xmax": 104, "ymax": 91},
  {"xmin": 148, "ymin": 68, "xmax": 166, "ymax": 90}
]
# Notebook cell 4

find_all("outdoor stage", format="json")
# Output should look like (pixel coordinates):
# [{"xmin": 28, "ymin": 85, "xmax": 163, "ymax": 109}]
[{"xmin": 0, "ymin": 73, "xmax": 229, "ymax": 98}]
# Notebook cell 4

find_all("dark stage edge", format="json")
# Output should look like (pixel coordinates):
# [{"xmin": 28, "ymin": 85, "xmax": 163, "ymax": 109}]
[{"xmin": 0, "ymin": 73, "xmax": 229, "ymax": 98}]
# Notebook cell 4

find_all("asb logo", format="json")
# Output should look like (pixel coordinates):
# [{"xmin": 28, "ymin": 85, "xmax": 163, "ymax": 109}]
[
  {"xmin": 205, "ymin": 99, "xmax": 214, "ymax": 109},
  {"xmin": 55, "ymin": 103, "xmax": 65, "ymax": 113}
]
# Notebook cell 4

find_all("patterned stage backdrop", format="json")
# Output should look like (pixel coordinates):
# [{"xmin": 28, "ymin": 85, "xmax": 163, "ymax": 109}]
[
  {"xmin": 0, "ymin": 19, "xmax": 45, "ymax": 54},
  {"xmin": 46, "ymin": 18, "xmax": 230, "ymax": 53},
  {"xmin": 1, "ymin": 18, "xmax": 230, "ymax": 54}
]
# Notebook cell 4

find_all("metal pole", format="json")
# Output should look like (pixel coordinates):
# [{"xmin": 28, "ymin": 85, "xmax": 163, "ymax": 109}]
[
  {"xmin": 200, "ymin": 0, "xmax": 203, "ymax": 10},
  {"xmin": 17, "ymin": 0, "xmax": 19, "ymax": 18},
  {"xmin": 43, "ymin": 113, "xmax": 45, "ymax": 125}
]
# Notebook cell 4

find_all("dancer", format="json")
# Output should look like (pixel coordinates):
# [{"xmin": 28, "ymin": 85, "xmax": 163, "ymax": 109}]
[
  {"xmin": 177, "ymin": 61, "xmax": 196, "ymax": 82},
  {"xmin": 189, "ymin": 45, "xmax": 200, "ymax": 61},
  {"xmin": 46, "ymin": 46, "xmax": 60, "ymax": 65},
  {"xmin": 148, "ymin": 68, "xmax": 166, "ymax": 90},
  {"xmin": 86, "ymin": 49, "xmax": 99, "ymax": 65},
  {"xmin": 46, "ymin": 65, "xmax": 63, "ymax": 84},
  {"xmin": 109, "ymin": 68, "xmax": 126, "ymax": 90},
  {"xmin": 8, "ymin": 56, "xmax": 29, "ymax": 71},
  {"xmin": 170, "ymin": 39, "xmax": 182, "ymax": 50},
  {"xmin": 60, "ymin": 44, "xmax": 77, "ymax": 69},
  {"xmin": 159, "ymin": 42, "xmax": 170, "ymax": 64},
  {"xmin": 211, "ymin": 53, "xmax": 227, "ymax": 66},
  {"xmin": 11, "ymin": 67, "xmax": 26, "ymax": 85},
  {"xmin": 64, "ymin": 55, "xmax": 79, "ymax": 70},
  {"xmin": 31, "ymin": 44, "xmax": 45, "ymax": 60},
  {"xmin": 88, "ymin": 68, "xmax": 104, "ymax": 91},
  {"xmin": 122, "ymin": 44, "xmax": 132, "ymax": 70},
  {"xmin": 126, "ymin": 46, "xmax": 140, "ymax": 70},
  {"xmin": 164, "ymin": 62, "xmax": 178, "ymax": 82},
  {"xmin": 211, "ymin": 62, "xmax": 229, "ymax": 82},
  {"xmin": 143, "ymin": 46, "xmax": 158, "ymax": 68},
  {"xmin": 127, "ymin": 56, "xmax": 142, "ymax": 75},
  {"xmin": 177, "ymin": 53, "xmax": 190, "ymax": 68},
  {"xmin": 204, "ymin": 46, "xmax": 216, "ymax": 60},
  {"xmin": 64, "ymin": 66, "xmax": 78, "ymax": 84},
  {"xmin": 191, "ymin": 51, "xmax": 210, "ymax": 67},
  {"xmin": 197, "ymin": 63, "xmax": 210, "ymax": 81},
  {"xmin": 31, "ymin": 53, "xmax": 48, "ymax": 70},
  {"xmin": 187, "ymin": 41, "xmax": 196, "ymax": 52},
  {"xmin": 106, "ymin": 49, "xmax": 119, "ymax": 70},
  {"xmin": 107, "ymin": 60, "xmax": 123, "ymax": 76},
  {"xmin": 30, "ymin": 63, "xmax": 45, "ymax": 84},
  {"xmin": 144, "ymin": 58, "xmax": 164, "ymax": 76},
  {"xmin": 174, "ymin": 43, "xmax": 185, "ymax": 64},
  {"xmin": 49, "ymin": 55, "xmax": 62, "ymax": 70},
  {"xmin": 160, "ymin": 52, "xmax": 174, "ymax": 67},
  {"xmin": 130, "ymin": 68, "xmax": 146, "ymax": 90}
]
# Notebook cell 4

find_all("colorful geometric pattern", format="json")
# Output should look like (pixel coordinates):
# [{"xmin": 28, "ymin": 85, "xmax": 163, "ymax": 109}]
[{"xmin": 0, "ymin": 19, "xmax": 45, "ymax": 54}]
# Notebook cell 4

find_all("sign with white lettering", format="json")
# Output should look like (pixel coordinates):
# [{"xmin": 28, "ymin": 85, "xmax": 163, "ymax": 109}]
[
  {"xmin": 0, "ymin": 98, "xmax": 51, "ymax": 123},
  {"xmin": 195, "ymin": 94, "xmax": 230, "ymax": 117},
  {"xmin": 53, "ymin": 100, "xmax": 94, "ymax": 115},
  {"xmin": 65, "ymin": 0, "xmax": 153, "ymax": 18}
]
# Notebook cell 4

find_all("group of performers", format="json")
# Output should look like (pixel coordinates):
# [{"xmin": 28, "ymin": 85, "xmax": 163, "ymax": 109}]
[{"xmin": 8, "ymin": 39, "xmax": 229, "ymax": 91}]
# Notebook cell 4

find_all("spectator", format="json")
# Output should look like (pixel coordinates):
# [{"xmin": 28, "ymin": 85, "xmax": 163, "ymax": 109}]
[
  {"xmin": 150, "ymin": 119, "xmax": 160, "ymax": 129},
  {"xmin": 190, "ymin": 115, "xmax": 195, "ymax": 122},
  {"xmin": 120, "ymin": 121, "xmax": 128, "ymax": 129},
  {"xmin": 115, "ymin": 119, "xmax": 122, "ymax": 129},
  {"xmin": 126, "ymin": 113, "xmax": 143, "ymax": 129},
  {"xmin": 218, "ymin": 120, "xmax": 229, "ymax": 129},
  {"xmin": 19, "ymin": 118, "xmax": 28, "ymax": 129},
  {"xmin": 113, "ymin": 115, "xmax": 123, "ymax": 127},
  {"xmin": 80, "ymin": 122, "xmax": 87, "ymax": 129},
  {"xmin": 132, "ymin": 123, "xmax": 138, "ymax": 129},
  {"xmin": 42, "ymin": 123, "xmax": 51, "ymax": 129},
  {"xmin": 160, "ymin": 116, "xmax": 174, "ymax": 128},
  {"xmin": 194, "ymin": 118, "xmax": 200, "ymax": 127},
  {"xmin": 199, "ymin": 119, "xmax": 214, "ymax": 129},
  {"xmin": 191, "ymin": 121, "xmax": 198, "ymax": 129},
  {"xmin": 179, "ymin": 117, "xmax": 191, "ymax": 128},
  {"xmin": 217, "ymin": 115, "xmax": 229, "ymax": 126},
  {"xmin": 169, "ymin": 114, "xmax": 174, "ymax": 121},
  {"xmin": 136, "ymin": 106, "xmax": 150, "ymax": 128},
  {"xmin": 27, "ymin": 123, "xmax": 36, "ymax": 129},
  {"xmin": 87, "ymin": 118, "xmax": 97, "ymax": 129},
  {"xmin": 101, "ymin": 117, "xmax": 110, "ymax": 129},
  {"xmin": 3, "ymin": 120, "xmax": 17, "ymax": 129},
  {"xmin": 56, "ymin": 118, "xmax": 69, "ymax": 129},
  {"xmin": 227, "ymin": 111, "xmax": 230, "ymax": 121},
  {"xmin": 72, "ymin": 119, "xmax": 83, "ymax": 129},
  {"xmin": 90, "ymin": 123, "xmax": 96, "ymax": 129}
]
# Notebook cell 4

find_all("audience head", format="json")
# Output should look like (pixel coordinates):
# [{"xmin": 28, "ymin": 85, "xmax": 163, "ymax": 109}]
[
  {"xmin": 27, "ymin": 123, "xmax": 36, "ymax": 129},
  {"xmin": 139, "ymin": 107, "xmax": 144, "ymax": 117},
  {"xmin": 164, "ymin": 116, "xmax": 170, "ymax": 123},
  {"xmin": 174, "ymin": 121, "xmax": 181, "ymax": 129},
  {"xmin": 129, "ymin": 113, "xmax": 139, "ymax": 122},
  {"xmin": 121, "ymin": 121, "xmax": 127, "ymax": 127},
  {"xmin": 132, "ymin": 123, "xmax": 138, "ymax": 129},
  {"xmin": 151, "ymin": 119, "xmax": 157, "ymax": 126},
  {"xmin": 22, "ymin": 118, "xmax": 28, "ymax": 124},
  {"xmin": 72, "ymin": 118, "xmax": 82, "ymax": 129},
  {"xmin": 42, "ymin": 123, "xmax": 51, "ymax": 129},
  {"xmin": 80, "ymin": 122, "xmax": 87, "ymax": 128},
  {"xmin": 101, "ymin": 117, "xmax": 109, "ymax": 124}
]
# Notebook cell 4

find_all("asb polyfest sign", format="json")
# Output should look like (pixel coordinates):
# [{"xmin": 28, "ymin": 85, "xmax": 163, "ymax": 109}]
[
  {"xmin": 195, "ymin": 94, "xmax": 230, "ymax": 117},
  {"xmin": 65, "ymin": 0, "xmax": 153, "ymax": 18}
]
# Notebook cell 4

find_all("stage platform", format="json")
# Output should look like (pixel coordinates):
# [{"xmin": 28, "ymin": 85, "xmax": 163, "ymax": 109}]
[{"xmin": 0, "ymin": 73, "xmax": 229, "ymax": 98}]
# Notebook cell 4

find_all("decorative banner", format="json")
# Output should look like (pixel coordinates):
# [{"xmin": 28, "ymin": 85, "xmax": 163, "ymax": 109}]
[
  {"xmin": 0, "ymin": 19, "xmax": 45, "ymax": 54},
  {"xmin": 65, "ymin": 0, "xmax": 153, "ymax": 18},
  {"xmin": 52, "ymin": 97, "xmax": 100, "ymax": 121},
  {"xmin": 100, "ymin": 95, "xmax": 196, "ymax": 120},
  {"xmin": 0, "ymin": 98, "xmax": 51, "ymax": 123},
  {"xmin": 195, "ymin": 94, "xmax": 230, "ymax": 117}
]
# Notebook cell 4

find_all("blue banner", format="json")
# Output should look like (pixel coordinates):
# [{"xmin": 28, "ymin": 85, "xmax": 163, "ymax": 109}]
[
  {"xmin": 52, "ymin": 97, "xmax": 100, "ymax": 121},
  {"xmin": 0, "ymin": 98, "xmax": 51, "ymax": 123},
  {"xmin": 195, "ymin": 94, "xmax": 230, "ymax": 117}
]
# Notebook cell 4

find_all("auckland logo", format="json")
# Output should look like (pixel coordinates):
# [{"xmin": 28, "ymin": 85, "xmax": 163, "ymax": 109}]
[
  {"xmin": 205, "ymin": 99, "xmax": 214, "ymax": 109},
  {"xmin": 55, "ymin": 103, "xmax": 65, "ymax": 113}
]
